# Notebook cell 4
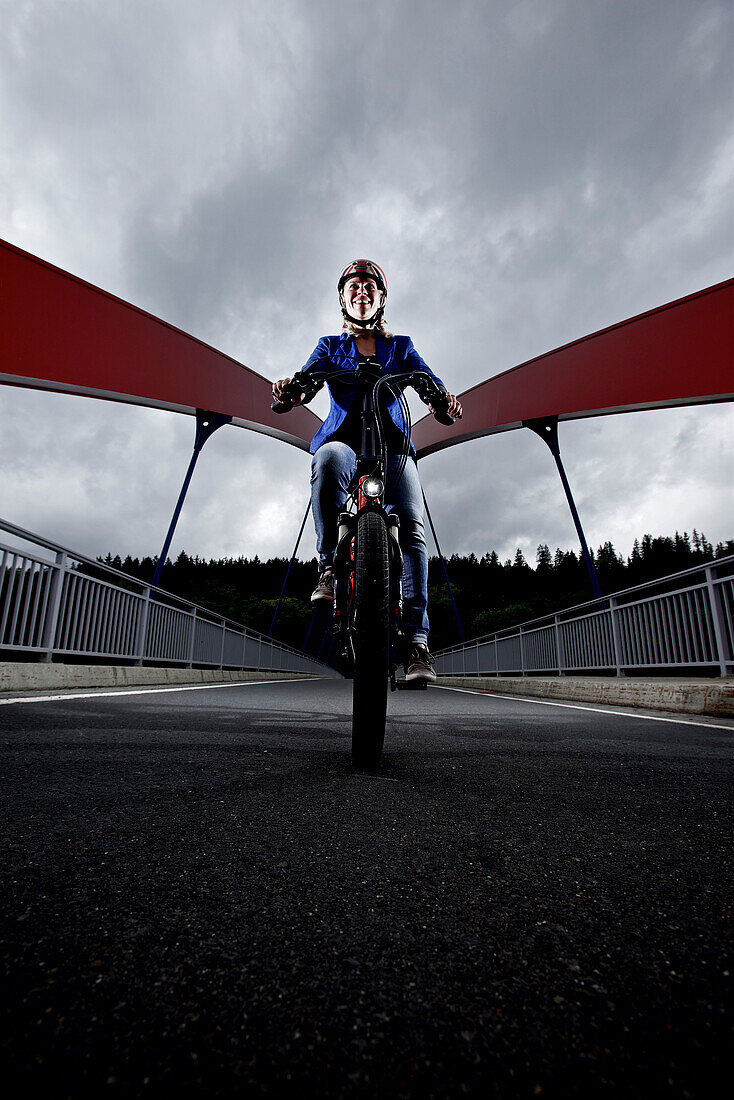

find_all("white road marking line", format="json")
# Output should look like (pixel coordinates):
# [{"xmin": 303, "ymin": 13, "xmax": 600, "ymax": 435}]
[
  {"xmin": 349, "ymin": 774, "xmax": 400, "ymax": 782},
  {"xmin": 433, "ymin": 685, "xmax": 734, "ymax": 732},
  {"xmin": 0, "ymin": 678, "xmax": 320, "ymax": 706}
]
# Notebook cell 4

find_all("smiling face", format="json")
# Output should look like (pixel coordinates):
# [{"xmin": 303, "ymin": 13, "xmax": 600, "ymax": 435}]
[{"xmin": 342, "ymin": 276, "xmax": 382, "ymax": 323}]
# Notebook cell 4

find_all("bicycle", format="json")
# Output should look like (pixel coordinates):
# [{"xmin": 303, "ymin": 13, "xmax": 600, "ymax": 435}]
[{"xmin": 272, "ymin": 361, "xmax": 454, "ymax": 769}]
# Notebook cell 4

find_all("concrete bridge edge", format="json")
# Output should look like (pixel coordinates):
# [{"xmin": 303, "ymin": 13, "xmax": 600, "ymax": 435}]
[
  {"xmin": 437, "ymin": 675, "xmax": 734, "ymax": 719},
  {"xmin": 0, "ymin": 662, "xmax": 323, "ymax": 695}
]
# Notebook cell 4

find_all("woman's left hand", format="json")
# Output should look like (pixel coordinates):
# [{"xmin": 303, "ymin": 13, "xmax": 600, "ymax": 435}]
[
  {"xmin": 445, "ymin": 393, "xmax": 463, "ymax": 419},
  {"xmin": 429, "ymin": 393, "xmax": 463, "ymax": 419}
]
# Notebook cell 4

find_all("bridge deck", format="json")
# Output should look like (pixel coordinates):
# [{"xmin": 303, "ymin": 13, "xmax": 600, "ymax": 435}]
[{"xmin": 1, "ymin": 679, "xmax": 731, "ymax": 1096}]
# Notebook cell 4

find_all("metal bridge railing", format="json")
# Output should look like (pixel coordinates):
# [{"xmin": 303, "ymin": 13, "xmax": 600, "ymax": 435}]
[
  {"xmin": 435, "ymin": 554, "xmax": 734, "ymax": 678},
  {"xmin": 0, "ymin": 518, "xmax": 335, "ymax": 676}
]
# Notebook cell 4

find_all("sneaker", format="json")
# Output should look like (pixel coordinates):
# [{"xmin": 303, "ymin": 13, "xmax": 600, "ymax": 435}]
[
  {"xmin": 405, "ymin": 643, "xmax": 437, "ymax": 683},
  {"xmin": 311, "ymin": 569, "xmax": 335, "ymax": 604}
]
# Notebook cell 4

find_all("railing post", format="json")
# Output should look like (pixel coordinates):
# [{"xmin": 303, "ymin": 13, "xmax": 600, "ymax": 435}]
[
  {"xmin": 187, "ymin": 607, "xmax": 197, "ymax": 669},
  {"xmin": 705, "ymin": 565, "xmax": 729, "ymax": 676},
  {"xmin": 554, "ymin": 613, "xmax": 565, "ymax": 676},
  {"xmin": 41, "ymin": 550, "xmax": 67, "ymax": 663},
  {"xmin": 609, "ymin": 596, "xmax": 625, "ymax": 677},
  {"xmin": 134, "ymin": 584, "xmax": 152, "ymax": 666},
  {"xmin": 519, "ymin": 626, "xmax": 525, "ymax": 676},
  {"xmin": 219, "ymin": 618, "xmax": 226, "ymax": 670}
]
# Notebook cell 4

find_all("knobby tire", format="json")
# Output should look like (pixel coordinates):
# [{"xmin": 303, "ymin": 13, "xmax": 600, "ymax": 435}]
[{"xmin": 352, "ymin": 510, "xmax": 390, "ymax": 770}]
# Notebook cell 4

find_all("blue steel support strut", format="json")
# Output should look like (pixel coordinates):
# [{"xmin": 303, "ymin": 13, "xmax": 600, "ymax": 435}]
[
  {"xmin": 523, "ymin": 416, "xmax": 603, "ymax": 601},
  {"xmin": 301, "ymin": 607, "xmax": 318, "ymax": 653},
  {"xmin": 317, "ymin": 608, "xmax": 334, "ymax": 660},
  {"xmin": 152, "ymin": 409, "xmax": 232, "ymax": 589},
  {"xmin": 269, "ymin": 500, "xmax": 312, "ymax": 637},
  {"xmin": 421, "ymin": 488, "xmax": 466, "ymax": 643}
]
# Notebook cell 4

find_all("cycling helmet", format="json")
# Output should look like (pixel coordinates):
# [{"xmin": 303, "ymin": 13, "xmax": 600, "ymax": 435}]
[{"xmin": 338, "ymin": 259, "xmax": 387, "ymax": 326}]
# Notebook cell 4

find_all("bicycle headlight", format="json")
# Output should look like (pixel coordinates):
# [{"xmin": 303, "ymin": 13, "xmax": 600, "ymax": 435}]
[{"xmin": 362, "ymin": 476, "xmax": 384, "ymax": 499}]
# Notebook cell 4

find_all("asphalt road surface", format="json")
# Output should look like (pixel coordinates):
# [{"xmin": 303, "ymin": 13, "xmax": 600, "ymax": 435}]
[{"xmin": 1, "ymin": 678, "xmax": 732, "ymax": 1098}]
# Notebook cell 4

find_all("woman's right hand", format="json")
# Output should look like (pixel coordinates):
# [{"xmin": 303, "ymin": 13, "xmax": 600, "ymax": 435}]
[{"xmin": 272, "ymin": 377, "xmax": 306, "ymax": 406}]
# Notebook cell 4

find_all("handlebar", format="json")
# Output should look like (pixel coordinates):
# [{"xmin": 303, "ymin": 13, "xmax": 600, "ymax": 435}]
[{"xmin": 271, "ymin": 366, "xmax": 455, "ymax": 426}]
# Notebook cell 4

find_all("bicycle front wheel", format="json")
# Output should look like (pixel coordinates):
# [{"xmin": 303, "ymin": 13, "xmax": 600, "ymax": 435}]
[{"xmin": 352, "ymin": 509, "xmax": 390, "ymax": 770}]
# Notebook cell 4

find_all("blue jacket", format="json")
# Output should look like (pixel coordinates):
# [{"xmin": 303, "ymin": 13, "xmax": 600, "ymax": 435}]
[{"xmin": 300, "ymin": 333, "xmax": 446, "ymax": 455}]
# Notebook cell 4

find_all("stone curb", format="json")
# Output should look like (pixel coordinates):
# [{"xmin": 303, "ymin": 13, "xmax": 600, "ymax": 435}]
[
  {"xmin": 0, "ymin": 662, "xmax": 320, "ymax": 694},
  {"xmin": 436, "ymin": 675, "xmax": 734, "ymax": 718}
]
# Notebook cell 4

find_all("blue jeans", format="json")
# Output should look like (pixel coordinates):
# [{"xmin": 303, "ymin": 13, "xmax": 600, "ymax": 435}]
[{"xmin": 310, "ymin": 442, "xmax": 429, "ymax": 647}]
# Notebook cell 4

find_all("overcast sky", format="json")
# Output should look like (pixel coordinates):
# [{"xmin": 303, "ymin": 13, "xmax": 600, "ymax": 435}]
[{"xmin": 1, "ymin": 0, "xmax": 732, "ymax": 579}]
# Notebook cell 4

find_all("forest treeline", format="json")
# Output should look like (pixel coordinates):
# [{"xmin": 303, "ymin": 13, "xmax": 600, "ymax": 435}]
[{"xmin": 98, "ymin": 529, "xmax": 733, "ymax": 656}]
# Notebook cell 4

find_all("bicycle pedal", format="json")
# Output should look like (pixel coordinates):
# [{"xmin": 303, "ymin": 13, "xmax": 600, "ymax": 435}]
[{"xmin": 395, "ymin": 679, "xmax": 428, "ymax": 691}]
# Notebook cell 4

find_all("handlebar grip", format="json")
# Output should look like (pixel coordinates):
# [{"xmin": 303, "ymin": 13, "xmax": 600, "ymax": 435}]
[
  {"xmin": 271, "ymin": 373, "xmax": 307, "ymax": 412},
  {"xmin": 271, "ymin": 399, "xmax": 294, "ymax": 414},
  {"xmin": 429, "ymin": 389, "xmax": 455, "ymax": 426},
  {"xmin": 410, "ymin": 373, "xmax": 456, "ymax": 426}
]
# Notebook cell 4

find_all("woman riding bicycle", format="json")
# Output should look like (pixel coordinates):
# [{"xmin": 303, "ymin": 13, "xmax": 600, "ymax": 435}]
[{"xmin": 272, "ymin": 259, "xmax": 462, "ymax": 682}]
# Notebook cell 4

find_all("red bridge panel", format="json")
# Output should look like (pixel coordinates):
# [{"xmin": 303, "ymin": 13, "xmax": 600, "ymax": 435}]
[
  {"xmin": 413, "ymin": 277, "xmax": 734, "ymax": 458},
  {"xmin": 0, "ymin": 238, "xmax": 319, "ymax": 451}
]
